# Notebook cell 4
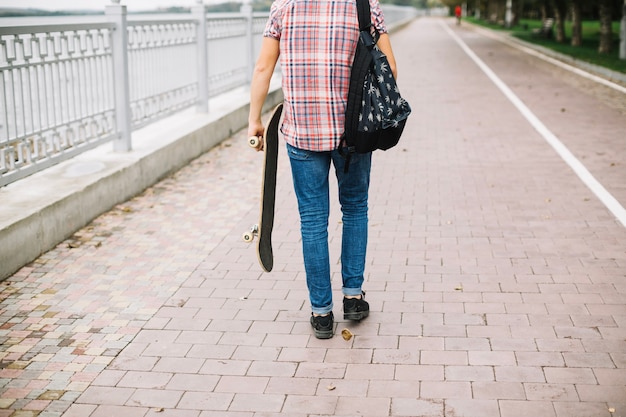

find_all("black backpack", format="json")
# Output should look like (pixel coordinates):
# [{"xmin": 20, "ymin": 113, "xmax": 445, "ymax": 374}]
[{"xmin": 340, "ymin": 0, "xmax": 411, "ymax": 169}]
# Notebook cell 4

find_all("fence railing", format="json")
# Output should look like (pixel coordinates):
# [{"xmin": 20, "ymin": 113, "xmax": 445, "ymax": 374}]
[{"xmin": 0, "ymin": 2, "xmax": 417, "ymax": 188}]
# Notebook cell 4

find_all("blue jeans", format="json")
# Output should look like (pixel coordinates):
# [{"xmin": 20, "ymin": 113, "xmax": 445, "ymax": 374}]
[{"xmin": 286, "ymin": 143, "xmax": 371, "ymax": 315}]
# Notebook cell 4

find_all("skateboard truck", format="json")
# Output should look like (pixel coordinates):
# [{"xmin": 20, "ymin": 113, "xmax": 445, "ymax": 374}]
[
  {"xmin": 243, "ymin": 224, "xmax": 258, "ymax": 242},
  {"xmin": 243, "ymin": 136, "xmax": 263, "ymax": 243},
  {"xmin": 243, "ymin": 136, "xmax": 261, "ymax": 243}
]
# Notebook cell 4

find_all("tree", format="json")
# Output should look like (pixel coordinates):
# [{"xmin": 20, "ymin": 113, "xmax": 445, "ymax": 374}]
[
  {"xmin": 570, "ymin": 0, "xmax": 583, "ymax": 46},
  {"xmin": 598, "ymin": 0, "xmax": 613, "ymax": 53},
  {"xmin": 437, "ymin": 0, "xmax": 457, "ymax": 6},
  {"xmin": 619, "ymin": 0, "xmax": 626, "ymax": 59},
  {"xmin": 539, "ymin": 0, "xmax": 549, "ymax": 21},
  {"xmin": 513, "ymin": 0, "xmax": 523, "ymax": 26},
  {"xmin": 551, "ymin": 0, "xmax": 568, "ymax": 43},
  {"xmin": 485, "ymin": 0, "xmax": 506, "ymax": 23}
]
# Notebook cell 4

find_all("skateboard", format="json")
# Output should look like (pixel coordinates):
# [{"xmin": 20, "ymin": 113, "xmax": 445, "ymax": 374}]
[{"xmin": 242, "ymin": 103, "xmax": 283, "ymax": 272}]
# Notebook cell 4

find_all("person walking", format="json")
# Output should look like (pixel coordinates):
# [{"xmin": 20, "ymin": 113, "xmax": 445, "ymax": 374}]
[
  {"xmin": 455, "ymin": 4, "xmax": 462, "ymax": 25},
  {"xmin": 247, "ymin": 0, "xmax": 398, "ymax": 339}
]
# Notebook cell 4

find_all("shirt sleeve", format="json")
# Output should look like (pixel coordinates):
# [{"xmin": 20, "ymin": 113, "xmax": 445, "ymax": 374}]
[
  {"xmin": 263, "ymin": 1, "xmax": 283, "ymax": 40},
  {"xmin": 369, "ymin": 0, "xmax": 388, "ymax": 34}
]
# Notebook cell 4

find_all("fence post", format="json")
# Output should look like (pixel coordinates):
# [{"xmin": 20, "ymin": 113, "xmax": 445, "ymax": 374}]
[
  {"xmin": 241, "ymin": 0, "xmax": 254, "ymax": 84},
  {"xmin": 106, "ymin": 0, "xmax": 132, "ymax": 151},
  {"xmin": 194, "ymin": 1, "xmax": 209, "ymax": 112}
]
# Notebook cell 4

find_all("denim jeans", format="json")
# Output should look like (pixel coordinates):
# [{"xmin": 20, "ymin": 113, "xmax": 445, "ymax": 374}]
[{"xmin": 286, "ymin": 143, "xmax": 371, "ymax": 315}]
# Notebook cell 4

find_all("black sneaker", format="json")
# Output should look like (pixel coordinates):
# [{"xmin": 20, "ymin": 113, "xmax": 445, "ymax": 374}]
[
  {"xmin": 343, "ymin": 293, "xmax": 369, "ymax": 321},
  {"xmin": 310, "ymin": 312, "xmax": 334, "ymax": 339}
]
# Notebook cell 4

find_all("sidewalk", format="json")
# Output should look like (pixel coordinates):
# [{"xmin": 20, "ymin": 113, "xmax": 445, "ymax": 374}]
[{"xmin": 1, "ymin": 17, "xmax": 626, "ymax": 417}]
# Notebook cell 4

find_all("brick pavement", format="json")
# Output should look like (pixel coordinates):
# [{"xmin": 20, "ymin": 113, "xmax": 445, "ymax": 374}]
[{"xmin": 1, "ymin": 17, "xmax": 626, "ymax": 417}]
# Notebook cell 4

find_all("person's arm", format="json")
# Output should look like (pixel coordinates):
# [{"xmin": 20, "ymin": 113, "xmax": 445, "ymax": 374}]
[
  {"xmin": 376, "ymin": 33, "xmax": 397, "ymax": 80},
  {"xmin": 247, "ymin": 37, "xmax": 280, "ymax": 150}
]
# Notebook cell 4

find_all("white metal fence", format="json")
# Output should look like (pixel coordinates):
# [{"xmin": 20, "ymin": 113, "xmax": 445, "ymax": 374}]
[
  {"xmin": 0, "ymin": 22, "xmax": 117, "ymax": 186},
  {"xmin": 0, "ymin": 3, "xmax": 417, "ymax": 188}
]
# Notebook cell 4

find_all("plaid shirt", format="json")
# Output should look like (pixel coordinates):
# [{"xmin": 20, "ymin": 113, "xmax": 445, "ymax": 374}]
[{"xmin": 264, "ymin": 0, "xmax": 387, "ymax": 151}]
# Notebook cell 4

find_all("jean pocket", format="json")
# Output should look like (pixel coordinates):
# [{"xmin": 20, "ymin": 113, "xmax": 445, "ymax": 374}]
[{"xmin": 286, "ymin": 143, "xmax": 311, "ymax": 161}]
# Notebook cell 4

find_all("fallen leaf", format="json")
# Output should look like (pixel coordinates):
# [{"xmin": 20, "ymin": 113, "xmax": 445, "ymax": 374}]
[
  {"xmin": 609, "ymin": 408, "xmax": 615, "ymax": 413},
  {"xmin": 327, "ymin": 384, "xmax": 336, "ymax": 391},
  {"xmin": 341, "ymin": 328, "xmax": 353, "ymax": 341},
  {"xmin": 154, "ymin": 408, "xmax": 164, "ymax": 413},
  {"xmin": 454, "ymin": 286, "xmax": 463, "ymax": 291}
]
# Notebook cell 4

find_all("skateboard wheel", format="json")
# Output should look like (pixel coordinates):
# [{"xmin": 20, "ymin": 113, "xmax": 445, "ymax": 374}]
[
  {"xmin": 249, "ymin": 136, "xmax": 261, "ymax": 149},
  {"xmin": 242, "ymin": 225, "xmax": 258, "ymax": 243}
]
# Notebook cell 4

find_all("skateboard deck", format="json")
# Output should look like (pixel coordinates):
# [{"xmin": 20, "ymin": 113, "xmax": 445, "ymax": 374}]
[{"xmin": 243, "ymin": 103, "xmax": 283, "ymax": 272}]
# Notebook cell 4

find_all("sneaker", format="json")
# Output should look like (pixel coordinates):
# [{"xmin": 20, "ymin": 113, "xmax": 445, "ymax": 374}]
[
  {"xmin": 310, "ymin": 312, "xmax": 334, "ymax": 339},
  {"xmin": 343, "ymin": 293, "xmax": 369, "ymax": 321}
]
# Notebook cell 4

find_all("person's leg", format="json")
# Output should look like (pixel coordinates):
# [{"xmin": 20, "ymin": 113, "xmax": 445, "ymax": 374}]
[
  {"xmin": 331, "ymin": 150, "xmax": 371, "ymax": 298},
  {"xmin": 286, "ymin": 143, "xmax": 333, "ymax": 316}
]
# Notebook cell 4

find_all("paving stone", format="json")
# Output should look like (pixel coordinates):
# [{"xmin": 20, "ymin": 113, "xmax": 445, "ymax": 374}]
[
  {"xmin": 445, "ymin": 399, "xmax": 501, "ymax": 417},
  {"xmin": 499, "ymin": 400, "xmax": 557, "ymax": 417},
  {"xmin": 472, "ymin": 381, "xmax": 526, "ymax": 400}
]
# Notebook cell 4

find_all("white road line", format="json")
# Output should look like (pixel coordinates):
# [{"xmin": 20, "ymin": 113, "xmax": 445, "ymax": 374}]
[{"xmin": 440, "ymin": 21, "xmax": 626, "ymax": 228}]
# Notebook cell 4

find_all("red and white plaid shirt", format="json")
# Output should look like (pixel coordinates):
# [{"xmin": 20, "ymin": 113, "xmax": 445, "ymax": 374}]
[{"xmin": 264, "ymin": 0, "xmax": 387, "ymax": 151}]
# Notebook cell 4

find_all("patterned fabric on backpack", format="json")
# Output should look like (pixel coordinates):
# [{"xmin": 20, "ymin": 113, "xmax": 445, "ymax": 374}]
[{"xmin": 358, "ymin": 39, "xmax": 411, "ymax": 139}]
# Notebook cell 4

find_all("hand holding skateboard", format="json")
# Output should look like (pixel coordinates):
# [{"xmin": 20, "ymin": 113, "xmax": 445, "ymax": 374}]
[
  {"xmin": 247, "ymin": 119, "xmax": 265, "ymax": 151},
  {"xmin": 248, "ymin": 134, "xmax": 264, "ymax": 151}
]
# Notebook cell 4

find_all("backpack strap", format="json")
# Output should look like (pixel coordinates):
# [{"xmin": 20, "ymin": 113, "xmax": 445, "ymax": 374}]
[
  {"xmin": 356, "ymin": 0, "xmax": 371, "ymax": 32},
  {"xmin": 338, "ymin": 0, "xmax": 374, "ymax": 173}
]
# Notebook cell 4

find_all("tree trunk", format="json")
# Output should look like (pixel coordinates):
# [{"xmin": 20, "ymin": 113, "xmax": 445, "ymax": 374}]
[
  {"xmin": 619, "ymin": 0, "xmax": 626, "ymax": 59},
  {"xmin": 498, "ymin": 0, "xmax": 506, "ymax": 23},
  {"xmin": 540, "ymin": 2, "xmax": 547, "ymax": 22},
  {"xmin": 598, "ymin": 0, "xmax": 613, "ymax": 54},
  {"xmin": 571, "ymin": 0, "xmax": 582, "ymax": 47},
  {"xmin": 551, "ymin": 0, "xmax": 568, "ymax": 43},
  {"xmin": 487, "ymin": 0, "xmax": 498, "ymax": 23},
  {"xmin": 513, "ymin": 0, "xmax": 522, "ymax": 26},
  {"xmin": 474, "ymin": 0, "xmax": 481, "ymax": 19},
  {"xmin": 505, "ymin": 0, "xmax": 513, "ymax": 27}
]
